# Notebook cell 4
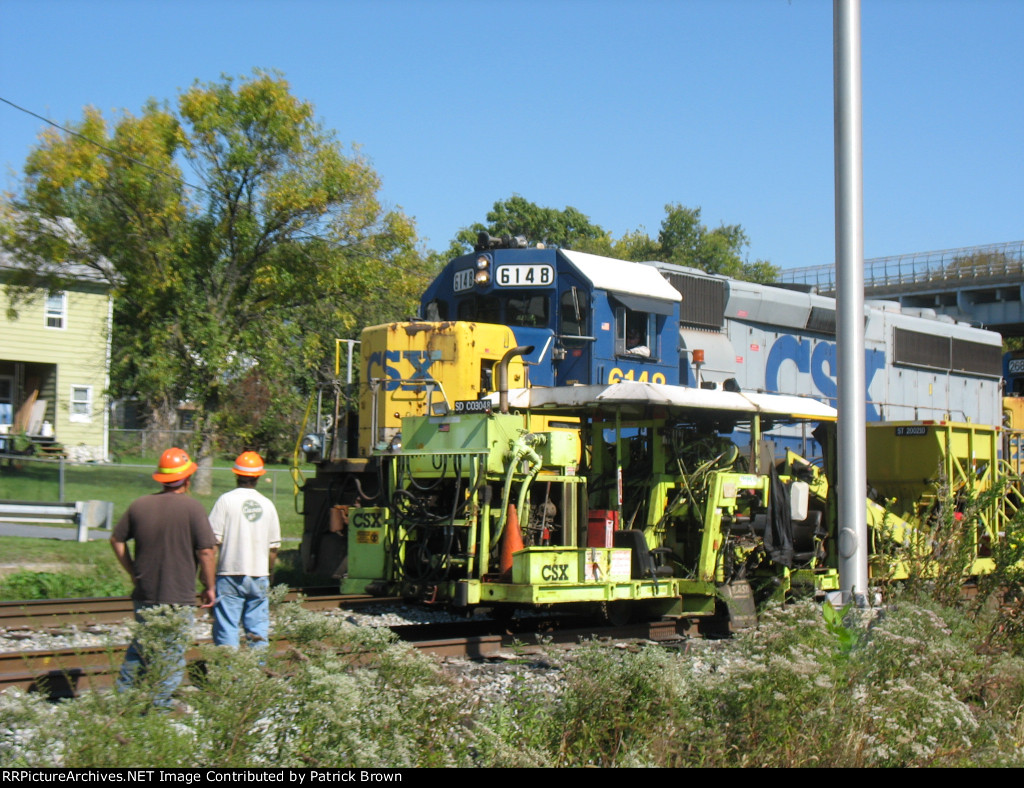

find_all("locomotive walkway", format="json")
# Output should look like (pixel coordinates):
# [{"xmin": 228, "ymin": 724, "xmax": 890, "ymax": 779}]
[{"xmin": 779, "ymin": 240, "xmax": 1024, "ymax": 336}]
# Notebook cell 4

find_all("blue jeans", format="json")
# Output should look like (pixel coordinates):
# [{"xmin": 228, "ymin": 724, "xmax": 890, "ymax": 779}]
[
  {"xmin": 116, "ymin": 604, "xmax": 194, "ymax": 708},
  {"xmin": 213, "ymin": 575, "xmax": 270, "ymax": 648}
]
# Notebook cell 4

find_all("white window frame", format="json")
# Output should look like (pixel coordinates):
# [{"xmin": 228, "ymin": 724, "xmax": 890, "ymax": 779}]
[
  {"xmin": 45, "ymin": 291, "xmax": 67, "ymax": 330},
  {"xmin": 69, "ymin": 384, "xmax": 93, "ymax": 423},
  {"xmin": 615, "ymin": 306, "xmax": 654, "ymax": 359},
  {"xmin": 0, "ymin": 375, "xmax": 12, "ymax": 428}
]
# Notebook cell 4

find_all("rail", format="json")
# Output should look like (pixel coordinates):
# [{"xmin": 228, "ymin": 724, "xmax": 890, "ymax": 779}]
[
  {"xmin": 779, "ymin": 240, "xmax": 1024, "ymax": 293},
  {"xmin": 0, "ymin": 592, "xmax": 395, "ymax": 630},
  {"xmin": 0, "ymin": 615, "xmax": 691, "ymax": 697}
]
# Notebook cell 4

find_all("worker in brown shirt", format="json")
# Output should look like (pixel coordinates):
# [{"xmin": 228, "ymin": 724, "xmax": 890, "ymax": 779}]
[{"xmin": 111, "ymin": 447, "xmax": 216, "ymax": 709}]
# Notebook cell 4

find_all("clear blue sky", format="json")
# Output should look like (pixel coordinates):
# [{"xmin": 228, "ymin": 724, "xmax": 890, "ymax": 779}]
[{"xmin": 2, "ymin": 0, "xmax": 1021, "ymax": 270}]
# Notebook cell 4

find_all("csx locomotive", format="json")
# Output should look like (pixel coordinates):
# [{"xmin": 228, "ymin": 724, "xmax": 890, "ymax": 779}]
[{"xmin": 295, "ymin": 238, "xmax": 1020, "ymax": 625}]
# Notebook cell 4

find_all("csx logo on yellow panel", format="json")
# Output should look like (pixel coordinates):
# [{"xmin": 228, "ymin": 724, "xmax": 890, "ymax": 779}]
[{"xmin": 366, "ymin": 350, "xmax": 443, "ymax": 391}]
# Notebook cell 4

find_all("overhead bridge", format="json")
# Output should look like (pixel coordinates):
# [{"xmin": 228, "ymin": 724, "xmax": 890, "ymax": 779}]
[{"xmin": 779, "ymin": 240, "xmax": 1024, "ymax": 337}]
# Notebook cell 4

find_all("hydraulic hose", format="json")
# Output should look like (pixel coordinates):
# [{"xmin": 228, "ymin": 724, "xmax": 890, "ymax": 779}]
[{"xmin": 493, "ymin": 432, "xmax": 547, "ymax": 546}]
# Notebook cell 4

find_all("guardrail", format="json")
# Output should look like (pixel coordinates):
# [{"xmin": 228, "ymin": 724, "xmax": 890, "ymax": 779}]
[{"xmin": 0, "ymin": 500, "xmax": 114, "ymax": 542}]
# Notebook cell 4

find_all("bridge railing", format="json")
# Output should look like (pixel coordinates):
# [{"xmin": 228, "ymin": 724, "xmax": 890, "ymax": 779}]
[{"xmin": 780, "ymin": 240, "xmax": 1024, "ymax": 292}]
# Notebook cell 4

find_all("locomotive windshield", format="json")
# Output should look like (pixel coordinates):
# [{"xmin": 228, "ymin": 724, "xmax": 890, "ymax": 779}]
[
  {"xmin": 507, "ymin": 293, "xmax": 549, "ymax": 327},
  {"xmin": 455, "ymin": 293, "xmax": 549, "ymax": 328},
  {"xmin": 559, "ymin": 288, "xmax": 588, "ymax": 338}
]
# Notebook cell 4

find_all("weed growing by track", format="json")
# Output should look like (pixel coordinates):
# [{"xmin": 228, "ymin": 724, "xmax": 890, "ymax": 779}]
[
  {"xmin": 473, "ymin": 599, "xmax": 1024, "ymax": 767},
  {"xmin": 6, "ymin": 499, "xmax": 1024, "ymax": 767},
  {"xmin": 0, "ymin": 570, "xmax": 133, "ymax": 600},
  {"xmin": 6, "ymin": 596, "xmax": 1024, "ymax": 767},
  {"xmin": 0, "ymin": 597, "xmax": 477, "ymax": 768}
]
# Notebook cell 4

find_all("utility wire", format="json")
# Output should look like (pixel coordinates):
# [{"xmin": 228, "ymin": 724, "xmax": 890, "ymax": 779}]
[
  {"xmin": 0, "ymin": 95, "xmax": 439, "ymax": 281},
  {"xmin": 0, "ymin": 95, "xmax": 211, "ymax": 196}
]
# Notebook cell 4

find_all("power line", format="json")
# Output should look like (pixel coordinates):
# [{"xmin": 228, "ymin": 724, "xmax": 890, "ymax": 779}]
[
  {"xmin": 0, "ymin": 95, "xmax": 210, "ymax": 195},
  {"xmin": 0, "ymin": 95, "xmax": 438, "ymax": 280}
]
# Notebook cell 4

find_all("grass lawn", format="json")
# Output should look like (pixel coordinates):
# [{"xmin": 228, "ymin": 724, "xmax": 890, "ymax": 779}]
[
  {"xmin": 0, "ymin": 533, "xmax": 318, "ymax": 598},
  {"xmin": 0, "ymin": 534, "xmax": 117, "ymax": 568},
  {"xmin": 0, "ymin": 456, "xmax": 323, "ymax": 598},
  {"xmin": 0, "ymin": 456, "xmax": 307, "ymax": 537}
]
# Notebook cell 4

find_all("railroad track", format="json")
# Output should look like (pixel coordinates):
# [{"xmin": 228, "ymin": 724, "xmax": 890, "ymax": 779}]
[
  {"xmin": 0, "ymin": 615, "xmax": 693, "ymax": 698},
  {"xmin": 0, "ymin": 589, "xmax": 400, "ymax": 630}
]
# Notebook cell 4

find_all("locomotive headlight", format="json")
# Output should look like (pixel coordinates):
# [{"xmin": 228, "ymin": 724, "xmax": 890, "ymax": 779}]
[
  {"xmin": 301, "ymin": 433, "xmax": 324, "ymax": 461},
  {"xmin": 475, "ymin": 255, "xmax": 491, "ymax": 270},
  {"xmin": 475, "ymin": 270, "xmax": 491, "ymax": 286}
]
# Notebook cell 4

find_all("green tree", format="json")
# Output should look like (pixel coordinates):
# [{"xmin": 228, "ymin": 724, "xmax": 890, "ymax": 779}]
[
  {"xmin": 451, "ymin": 195, "xmax": 613, "ymax": 255},
  {"xmin": 614, "ymin": 203, "xmax": 778, "ymax": 283},
  {"xmin": 610, "ymin": 227, "xmax": 661, "ymax": 262},
  {"xmin": 451, "ymin": 198, "xmax": 777, "ymax": 283},
  {"xmin": 2, "ymin": 71, "xmax": 429, "ymax": 478}
]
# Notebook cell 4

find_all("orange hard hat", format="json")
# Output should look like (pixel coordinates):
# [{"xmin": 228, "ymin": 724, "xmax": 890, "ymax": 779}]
[
  {"xmin": 232, "ymin": 451, "xmax": 266, "ymax": 477},
  {"xmin": 153, "ymin": 447, "xmax": 198, "ymax": 483}
]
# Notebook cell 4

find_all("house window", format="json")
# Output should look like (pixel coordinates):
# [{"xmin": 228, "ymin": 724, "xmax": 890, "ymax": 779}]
[
  {"xmin": 0, "ymin": 376, "xmax": 12, "ymax": 428},
  {"xmin": 70, "ymin": 385, "xmax": 92, "ymax": 423},
  {"xmin": 46, "ymin": 291, "xmax": 67, "ymax": 329}
]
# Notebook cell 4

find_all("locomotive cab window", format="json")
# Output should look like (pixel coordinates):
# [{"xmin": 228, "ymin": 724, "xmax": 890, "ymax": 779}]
[
  {"xmin": 480, "ymin": 360, "xmax": 495, "ymax": 393},
  {"xmin": 559, "ymin": 288, "xmax": 588, "ymax": 339},
  {"xmin": 507, "ymin": 293, "xmax": 549, "ymax": 328},
  {"xmin": 424, "ymin": 300, "xmax": 447, "ymax": 321},
  {"xmin": 457, "ymin": 295, "xmax": 501, "ymax": 324},
  {"xmin": 615, "ymin": 307, "xmax": 653, "ymax": 358}
]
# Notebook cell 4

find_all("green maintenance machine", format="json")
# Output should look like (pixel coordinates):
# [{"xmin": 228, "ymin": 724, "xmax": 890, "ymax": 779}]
[{"xmin": 340, "ymin": 381, "xmax": 848, "ymax": 625}]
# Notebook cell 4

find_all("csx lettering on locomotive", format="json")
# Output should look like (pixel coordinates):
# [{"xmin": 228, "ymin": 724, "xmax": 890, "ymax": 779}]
[{"xmin": 365, "ymin": 349, "xmax": 442, "ymax": 391}]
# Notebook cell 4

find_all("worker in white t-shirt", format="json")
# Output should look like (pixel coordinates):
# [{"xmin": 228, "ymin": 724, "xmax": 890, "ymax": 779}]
[{"xmin": 209, "ymin": 451, "xmax": 281, "ymax": 648}]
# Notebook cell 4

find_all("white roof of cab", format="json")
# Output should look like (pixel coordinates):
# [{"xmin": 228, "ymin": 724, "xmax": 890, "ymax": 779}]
[{"xmin": 560, "ymin": 250, "xmax": 681, "ymax": 302}]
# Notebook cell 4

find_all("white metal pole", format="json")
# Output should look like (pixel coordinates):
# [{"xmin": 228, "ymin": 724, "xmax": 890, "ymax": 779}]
[{"xmin": 834, "ymin": 0, "xmax": 869, "ymax": 605}]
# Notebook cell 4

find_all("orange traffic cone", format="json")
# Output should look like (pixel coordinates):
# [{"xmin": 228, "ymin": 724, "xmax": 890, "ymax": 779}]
[{"xmin": 500, "ymin": 504, "xmax": 525, "ymax": 582}]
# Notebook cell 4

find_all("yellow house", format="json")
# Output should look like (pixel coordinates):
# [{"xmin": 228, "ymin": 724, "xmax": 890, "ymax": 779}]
[{"xmin": 0, "ymin": 254, "xmax": 113, "ymax": 461}]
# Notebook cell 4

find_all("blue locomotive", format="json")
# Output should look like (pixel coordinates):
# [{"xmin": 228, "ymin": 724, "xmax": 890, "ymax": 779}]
[
  {"xmin": 421, "ymin": 238, "xmax": 682, "ymax": 390},
  {"xmin": 421, "ymin": 234, "xmax": 1005, "ymax": 432}
]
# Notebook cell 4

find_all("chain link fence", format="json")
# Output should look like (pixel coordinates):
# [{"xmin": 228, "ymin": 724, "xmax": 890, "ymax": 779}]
[{"xmin": 109, "ymin": 428, "xmax": 198, "ymax": 460}]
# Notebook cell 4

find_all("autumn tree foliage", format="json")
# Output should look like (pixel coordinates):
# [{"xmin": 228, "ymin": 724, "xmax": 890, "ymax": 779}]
[{"xmin": 2, "ymin": 71, "xmax": 431, "ymax": 475}]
